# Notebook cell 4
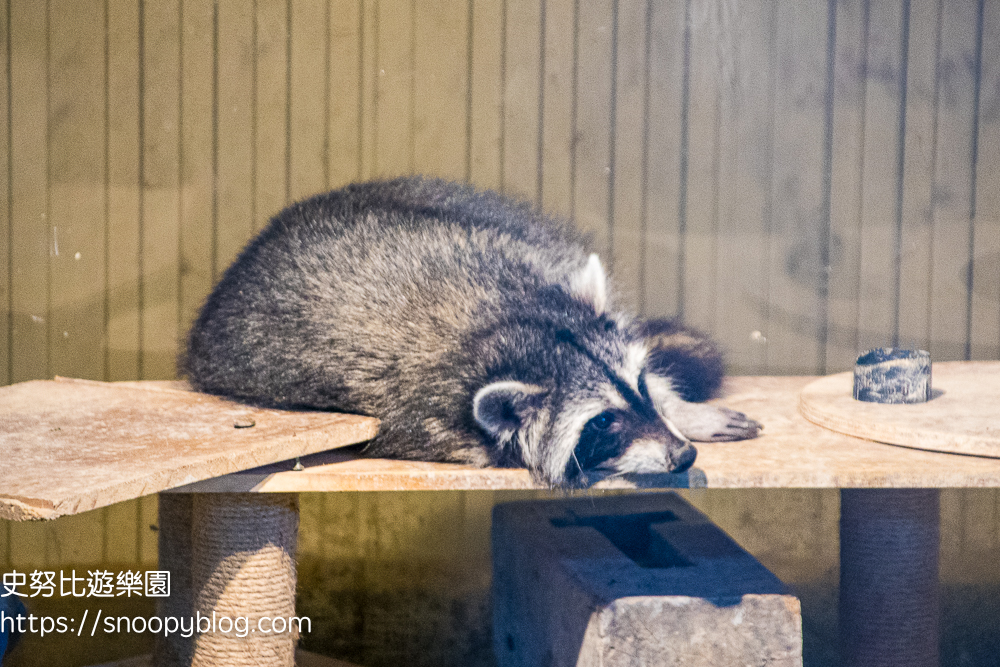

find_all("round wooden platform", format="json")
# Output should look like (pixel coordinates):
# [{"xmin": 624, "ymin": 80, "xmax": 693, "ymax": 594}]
[{"xmin": 799, "ymin": 361, "xmax": 1000, "ymax": 458}]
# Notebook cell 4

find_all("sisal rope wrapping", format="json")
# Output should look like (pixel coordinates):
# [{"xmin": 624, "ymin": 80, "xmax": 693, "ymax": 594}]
[
  {"xmin": 839, "ymin": 488, "xmax": 939, "ymax": 667},
  {"xmin": 190, "ymin": 494, "xmax": 300, "ymax": 667},
  {"xmin": 155, "ymin": 493, "xmax": 194, "ymax": 667}
]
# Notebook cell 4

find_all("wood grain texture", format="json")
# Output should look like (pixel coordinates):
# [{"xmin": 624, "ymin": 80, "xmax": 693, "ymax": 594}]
[
  {"xmin": 571, "ymin": 0, "xmax": 613, "ymax": 259},
  {"xmin": 468, "ymin": 0, "xmax": 503, "ymax": 189},
  {"xmin": 254, "ymin": 0, "xmax": 291, "ymax": 223},
  {"xmin": 714, "ymin": 0, "xmax": 775, "ymax": 374},
  {"xmin": 502, "ymin": 0, "xmax": 541, "ymax": 202},
  {"xmin": 764, "ymin": 0, "xmax": 828, "ymax": 374},
  {"xmin": 0, "ymin": 0, "xmax": 10, "ymax": 386},
  {"xmin": 825, "ymin": 0, "xmax": 867, "ymax": 372},
  {"xmin": 539, "ymin": 0, "xmax": 575, "ymax": 218},
  {"xmin": 106, "ymin": 0, "xmax": 143, "ymax": 382},
  {"xmin": 140, "ymin": 0, "xmax": 181, "ymax": 380},
  {"xmin": 642, "ymin": 0, "xmax": 684, "ymax": 321},
  {"xmin": 9, "ymin": 0, "xmax": 50, "ymax": 384},
  {"xmin": 609, "ymin": 0, "xmax": 647, "ymax": 311},
  {"xmin": 855, "ymin": 0, "xmax": 906, "ymax": 354},
  {"xmin": 179, "ymin": 0, "xmax": 215, "ymax": 331},
  {"xmin": 897, "ymin": 0, "xmax": 939, "ymax": 354},
  {"xmin": 970, "ymin": 0, "xmax": 1000, "ymax": 360},
  {"xmin": 0, "ymin": 377, "xmax": 379, "ymax": 521},
  {"xmin": 799, "ymin": 361, "xmax": 1000, "ymax": 457},
  {"xmin": 1, "ymin": 0, "xmax": 996, "ymax": 389},
  {"xmin": 180, "ymin": 367, "xmax": 1000, "ymax": 494},
  {"xmin": 48, "ymin": 0, "xmax": 107, "ymax": 382},
  {"xmin": 327, "ymin": 0, "xmax": 362, "ymax": 188},
  {"xmin": 929, "ymin": 0, "xmax": 979, "ymax": 362},
  {"xmin": 290, "ymin": 0, "xmax": 330, "ymax": 199},
  {"xmin": 215, "ymin": 0, "xmax": 256, "ymax": 275},
  {"xmin": 413, "ymin": 0, "xmax": 469, "ymax": 181}
]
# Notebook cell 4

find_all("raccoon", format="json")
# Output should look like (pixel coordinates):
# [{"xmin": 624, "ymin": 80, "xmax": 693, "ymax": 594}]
[{"xmin": 182, "ymin": 177, "xmax": 761, "ymax": 487}]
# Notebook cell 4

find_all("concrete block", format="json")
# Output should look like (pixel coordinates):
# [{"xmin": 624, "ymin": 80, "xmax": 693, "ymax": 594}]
[{"xmin": 493, "ymin": 492, "xmax": 802, "ymax": 667}]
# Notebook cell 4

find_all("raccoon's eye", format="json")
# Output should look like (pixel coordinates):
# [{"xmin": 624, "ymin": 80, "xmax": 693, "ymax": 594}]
[{"xmin": 587, "ymin": 411, "xmax": 617, "ymax": 431}]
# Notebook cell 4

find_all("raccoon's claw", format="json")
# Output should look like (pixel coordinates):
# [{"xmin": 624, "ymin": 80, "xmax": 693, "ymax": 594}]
[
  {"xmin": 708, "ymin": 407, "xmax": 762, "ymax": 441},
  {"xmin": 667, "ymin": 403, "xmax": 763, "ymax": 442}
]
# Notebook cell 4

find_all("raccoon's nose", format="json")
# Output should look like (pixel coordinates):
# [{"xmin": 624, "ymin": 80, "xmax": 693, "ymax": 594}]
[{"xmin": 670, "ymin": 444, "xmax": 697, "ymax": 473}]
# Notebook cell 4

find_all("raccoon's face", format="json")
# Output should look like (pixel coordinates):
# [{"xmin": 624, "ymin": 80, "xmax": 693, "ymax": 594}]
[{"xmin": 472, "ymin": 333, "xmax": 697, "ymax": 487}]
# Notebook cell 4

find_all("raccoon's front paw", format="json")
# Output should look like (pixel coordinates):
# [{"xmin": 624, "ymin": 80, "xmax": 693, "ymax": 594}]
[{"xmin": 670, "ymin": 403, "xmax": 762, "ymax": 442}]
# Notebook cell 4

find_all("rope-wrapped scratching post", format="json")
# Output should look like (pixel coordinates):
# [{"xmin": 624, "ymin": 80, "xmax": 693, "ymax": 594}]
[
  {"xmin": 840, "ymin": 489, "xmax": 939, "ymax": 667},
  {"xmin": 191, "ymin": 494, "xmax": 300, "ymax": 667},
  {"xmin": 840, "ymin": 348, "xmax": 939, "ymax": 667}
]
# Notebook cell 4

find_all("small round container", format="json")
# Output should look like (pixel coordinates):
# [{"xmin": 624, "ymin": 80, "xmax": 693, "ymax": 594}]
[{"xmin": 853, "ymin": 348, "xmax": 932, "ymax": 404}]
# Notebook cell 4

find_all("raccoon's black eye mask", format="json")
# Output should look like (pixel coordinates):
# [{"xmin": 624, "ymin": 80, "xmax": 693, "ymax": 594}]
[
  {"xmin": 573, "ymin": 410, "xmax": 623, "ymax": 471},
  {"xmin": 555, "ymin": 328, "xmax": 657, "ymax": 421}
]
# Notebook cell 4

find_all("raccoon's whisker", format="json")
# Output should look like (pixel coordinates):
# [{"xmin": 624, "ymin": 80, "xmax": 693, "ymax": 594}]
[
  {"xmin": 662, "ymin": 416, "xmax": 693, "ymax": 446},
  {"xmin": 571, "ymin": 449, "xmax": 583, "ymax": 474}
]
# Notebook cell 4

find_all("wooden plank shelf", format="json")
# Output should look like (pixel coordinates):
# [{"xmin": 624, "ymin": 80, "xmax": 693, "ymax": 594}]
[
  {"xmin": 177, "ymin": 370, "xmax": 1000, "ymax": 494},
  {"xmin": 5, "ymin": 368, "xmax": 1000, "ymax": 522},
  {"xmin": 0, "ymin": 377, "xmax": 379, "ymax": 520}
]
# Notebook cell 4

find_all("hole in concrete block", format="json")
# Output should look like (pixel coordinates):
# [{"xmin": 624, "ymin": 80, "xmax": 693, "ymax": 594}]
[{"xmin": 552, "ymin": 511, "xmax": 694, "ymax": 569}]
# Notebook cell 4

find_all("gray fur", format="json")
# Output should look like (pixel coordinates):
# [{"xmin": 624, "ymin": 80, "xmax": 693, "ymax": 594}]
[{"xmin": 182, "ymin": 177, "xmax": 760, "ymax": 487}]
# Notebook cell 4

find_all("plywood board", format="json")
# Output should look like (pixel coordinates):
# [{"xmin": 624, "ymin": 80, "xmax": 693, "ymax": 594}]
[
  {"xmin": 799, "ymin": 361, "xmax": 1000, "ymax": 457},
  {"xmin": 0, "ymin": 378, "xmax": 379, "ymax": 521},
  {"xmin": 185, "ymin": 367, "xmax": 1000, "ymax": 494}
]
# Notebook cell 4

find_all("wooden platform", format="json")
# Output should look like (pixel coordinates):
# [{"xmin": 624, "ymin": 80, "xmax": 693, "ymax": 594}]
[
  {"xmin": 0, "ymin": 378, "xmax": 379, "ymax": 520},
  {"xmin": 5, "ymin": 370, "xmax": 1000, "ymax": 523},
  {"xmin": 800, "ymin": 361, "xmax": 1000, "ymax": 458},
  {"xmin": 178, "ymin": 372, "xmax": 1000, "ymax": 493}
]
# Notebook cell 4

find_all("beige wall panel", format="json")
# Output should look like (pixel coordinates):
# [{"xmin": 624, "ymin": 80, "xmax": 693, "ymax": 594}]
[
  {"xmin": 9, "ymin": 0, "xmax": 49, "ymax": 383},
  {"xmin": 897, "ymin": 0, "xmax": 940, "ymax": 354},
  {"xmin": 502, "ymin": 0, "xmax": 541, "ymax": 202},
  {"xmin": 825, "ymin": 0, "xmax": 867, "ymax": 372},
  {"xmin": 41, "ymin": 510, "xmax": 106, "ymax": 566},
  {"xmin": 764, "ymin": 0, "xmax": 828, "ymax": 374},
  {"xmin": 642, "ymin": 0, "xmax": 685, "ymax": 321},
  {"xmin": 468, "ymin": 0, "xmax": 503, "ymax": 190},
  {"xmin": 7, "ymin": 520, "xmax": 48, "ymax": 569},
  {"xmin": 140, "ymin": 0, "xmax": 182, "ymax": 380},
  {"xmin": 48, "ymin": 0, "xmax": 107, "ymax": 382},
  {"xmin": 572, "ymin": 0, "xmax": 613, "ymax": 259},
  {"xmin": 102, "ymin": 501, "xmax": 141, "ymax": 564},
  {"xmin": 609, "ymin": 0, "xmax": 647, "ymax": 311},
  {"xmin": 0, "ymin": 0, "xmax": 9, "ymax": 386},
  {"xmin": 373, "ymin": 0, "xmax": 415, "ymax": 177},
  {"xmin": 328, "ymin": 0, "xmax": 362, "ymax": 189},
  {"xmin": 855, "ymin": 0, "xmax": 906, "ymax": 355},
  {"xmin": 0, "ymin": 521, "xmax": 8, "ymax": 568},
  {"xmin": 714, "ymin": 1, "xmax": 775, "ymax": 374},
  {"xmin": 179, "ymin": 0, "xmax": 215, "ymax": 335},
  {"xmin": 940, "ymin": 490, "xmax": 1000, "ymax": 583},
  {"xmin": 539, "ymin": 0, "xmax": 575, "ymax": 218},
  {"xmin": 682, "ymin": 0, "xmax": 722, "ymax": 336},
  {"xmin": 216, "ymin": 0, "xmax": 256, "ymax": 278},
  {"xmin": 290, "ymin": 0, "xmax": 331, "ymax": 199},
  {"xmin": 138, "ymin": 494, "xmax": 159, "ymax": 566},
  {"xmin": 970, "ymin": 0, "xmax": 1000, "ymax": 360},
  {"xmin": 255, "ymin": 0, "xmax": 291, "ymax": 225},
  {"xmin": 359, "ymin": 0, "xmax": 378, "ymax": 180},
  {"xmin": 106, "ymin": 0, "xmax": 143, "ymax": 381},
  {"xmin": 929, "ymin": 0, "xmax": 979, "ymax": 362},
  {"xmin": 413, "ymin": 0, "xmax": 469, "ymax": 181}
]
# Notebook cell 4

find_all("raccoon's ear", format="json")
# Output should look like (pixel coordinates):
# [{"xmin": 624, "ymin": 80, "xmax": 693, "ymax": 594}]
[
  {"xmin": 473, "ymin": 381, "xmax": 548, "ymax": 440},
  {"xmin": 571, "ymin": 253, "xmax": 608, "ymax": 315}
]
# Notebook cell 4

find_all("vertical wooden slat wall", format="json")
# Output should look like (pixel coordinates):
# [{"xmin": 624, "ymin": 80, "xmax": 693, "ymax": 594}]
[{"xmin": 1, "ymin": 0, "xmax": 998, "ymax": 383}]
